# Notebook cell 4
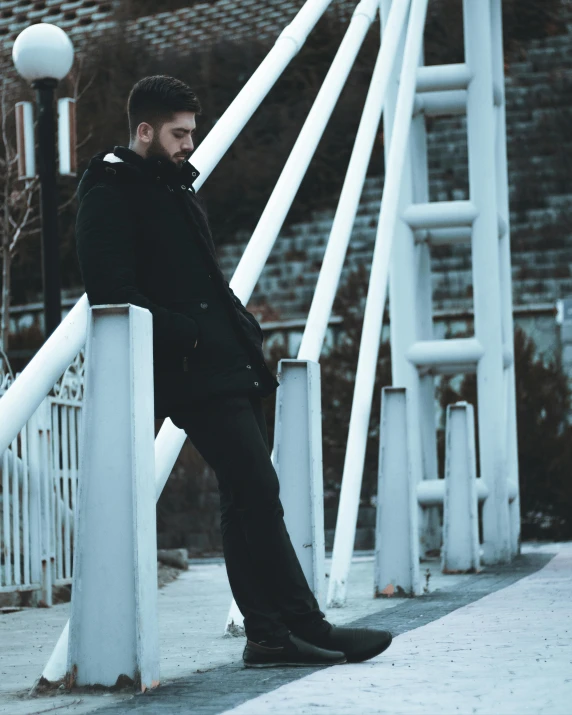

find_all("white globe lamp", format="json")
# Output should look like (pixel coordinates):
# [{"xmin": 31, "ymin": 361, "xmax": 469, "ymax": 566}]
[{"xmin": 12, "ymin": 23, "xmax": 74, "ymax": 83}]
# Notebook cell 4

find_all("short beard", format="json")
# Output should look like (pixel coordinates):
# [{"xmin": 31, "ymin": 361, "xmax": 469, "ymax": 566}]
[
  {"xmin": 146, "ymin": 135, "xmax": 168, "ymax": 160},
  {"xmin": 146, "ymin": 134, "xmax": 183, "ymax": 170}
]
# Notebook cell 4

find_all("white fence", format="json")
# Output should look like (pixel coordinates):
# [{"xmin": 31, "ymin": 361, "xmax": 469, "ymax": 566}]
[
  {"xmin": 0, "ymin": 317, "xmax": 321, "ymax": 607},
  {"xmin": 0, "ymin": 352, "xmax": 83, "ymax": 604}
]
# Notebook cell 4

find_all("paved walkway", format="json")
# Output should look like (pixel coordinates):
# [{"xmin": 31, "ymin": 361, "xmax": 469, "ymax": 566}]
[
  {"xmin": 0, "ymin": 544, "xmax": 570, "ymax": 715},
  {"xmin": 221, "ymin": 543, "xmax": 572, "ymax": 715}
]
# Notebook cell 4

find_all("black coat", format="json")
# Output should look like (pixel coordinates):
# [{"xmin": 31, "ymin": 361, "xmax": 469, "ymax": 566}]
[{"xmin": 75, "ymin": 145, "xmax": 279, "ymax": 418}]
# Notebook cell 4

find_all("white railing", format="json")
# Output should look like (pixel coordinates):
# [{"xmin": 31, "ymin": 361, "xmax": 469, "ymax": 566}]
[
  {"xmin": 49, "ymin": 367, "xmax": 83, "ymax": 587},
  {"xmin": 0, "ymin": 354, "xmax": 83, "ymax": 602},
  {"xmin": 1, "ymin": 399, "xmax": 39, "ymax": 596}
]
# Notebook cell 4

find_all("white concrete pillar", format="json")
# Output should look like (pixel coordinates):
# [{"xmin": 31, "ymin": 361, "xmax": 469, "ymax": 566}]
[
  {"xmin": 411, "ymin": 74, "xmax": 441, "ymax": 556},
  {"xmin": 382, "ymin": 0, "xmax": 438, "ymax": 557},
  {"xmin": 442, "ymin": 402, "xmax": 480, "ymax": 573},
  {"xmin": 374, "ymin": 388, "xmax": 421, "ymax": 596},
  {"xmin": 66, "ymin": 305, "xmax": 159, "ymax": 691},
  {"xmin": 463, "ymin": 0, "xmax": 510, "ymax": 564},
  {"xmin": 490, "ymin": 0, "xmax": 520, "ymax": 558},
  {"xmin": 224, "ymin": 358, "xmax": 326, "ymax": 634},
  {"xmin": 39, "ymin": 398, "xmax": 55, "ymax": 607},
  {"xmin": 30, "ymin": 398, "xmax": 54, "ymax": 607},
  {"xmin": 379, "ymin": 0, "xmax": 425, "ymax": 566},
  {"xmin": 273, "ymin": 359, "xmax": 326, "ymax": 610}
]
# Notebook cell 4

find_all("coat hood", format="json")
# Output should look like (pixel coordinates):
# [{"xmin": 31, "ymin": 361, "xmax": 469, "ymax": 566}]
[{"xmin": 76, "ymin": 145, "xmax": 201, "ymax": 207}]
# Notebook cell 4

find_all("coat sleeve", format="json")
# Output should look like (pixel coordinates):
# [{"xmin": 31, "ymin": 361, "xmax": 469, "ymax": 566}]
[
  {"xmin": 75, "ymin": 183, "xmax": 199, "ymax": 354},
  {"xmin": 224, "ymin": 279, "xmax": 264, "ymax": 342}
]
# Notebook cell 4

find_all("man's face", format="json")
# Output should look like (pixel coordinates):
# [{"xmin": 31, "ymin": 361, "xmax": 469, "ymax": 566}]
[{"xmin": 145, "ymin": 111, "xmax": 197, "ymax": 170}]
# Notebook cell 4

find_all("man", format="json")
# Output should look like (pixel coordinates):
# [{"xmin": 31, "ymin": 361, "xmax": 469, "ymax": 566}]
[{"xmin": 75, "ymin": 75, "xmax": 392, "ymax": 668}]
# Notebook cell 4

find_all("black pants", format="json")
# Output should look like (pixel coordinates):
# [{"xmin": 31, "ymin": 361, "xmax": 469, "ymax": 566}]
[{"xmin": 169, "ymin": 392, "xmax": 325, "ymax": 641}]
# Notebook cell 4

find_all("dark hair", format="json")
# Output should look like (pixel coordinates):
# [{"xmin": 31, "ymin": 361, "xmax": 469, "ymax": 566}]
[{"xmin": 127, "ymin": 75, "xmax": 202, "ymax": 140}]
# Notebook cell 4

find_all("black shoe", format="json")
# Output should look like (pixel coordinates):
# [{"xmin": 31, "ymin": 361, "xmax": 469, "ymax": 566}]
[
  {"xmin": 291, "ymin": 619, "xmax": 393, "ymax": 663},
  {"xmin": 243, "ymin": 633, "xmax": 347, "ymax": 668}
]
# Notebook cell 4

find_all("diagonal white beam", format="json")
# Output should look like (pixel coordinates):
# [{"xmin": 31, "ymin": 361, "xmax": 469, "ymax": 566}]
[
  {"xmin": 192, "ymin": 0, "xmax": 335, "ymax": 189},
  {"xmin": 327, "ymin": 0, "xmax": 429, "ymax": 608},
  {"xmin": 298, "ymin": 0, "xmax": 412, "ymax": 362},
  {"xmin": 229, "ymin": 0, "xmax": 381, "ymax": 305}
]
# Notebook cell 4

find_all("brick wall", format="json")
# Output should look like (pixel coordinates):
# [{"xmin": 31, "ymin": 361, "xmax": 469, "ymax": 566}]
[
  {"xmin": 3, "ymin": 1, "xmax": 571, "ymax": 338},
  {"xmin": 212, "ymin": 10, "xmax": 572, "ymax": 322}
]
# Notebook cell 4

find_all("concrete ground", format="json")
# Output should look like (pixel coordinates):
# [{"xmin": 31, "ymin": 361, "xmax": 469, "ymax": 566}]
[{"xmin": 0, "ymin": 543, "xmax": 570, "ymax": 715}]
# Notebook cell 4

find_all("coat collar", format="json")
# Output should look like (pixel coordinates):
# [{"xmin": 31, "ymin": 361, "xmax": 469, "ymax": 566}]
[{"xmin": 110, "ymin": 145, "xmax": 201, "ymax": 191}]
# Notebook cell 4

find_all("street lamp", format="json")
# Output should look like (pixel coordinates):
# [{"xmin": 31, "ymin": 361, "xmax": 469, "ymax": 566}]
[{"xmin": 12, "ymin": 23, "xmax": 74, "ymax": 340}]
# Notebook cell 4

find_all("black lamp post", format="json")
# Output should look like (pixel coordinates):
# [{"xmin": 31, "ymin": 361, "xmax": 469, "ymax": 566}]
[
  {"xmin": 12, "ymin": 24, "xmax": 74, "ymax": 340},
  {"xmin": 34, "ymin": 77, "xmax": 61, "ymax": 338}
]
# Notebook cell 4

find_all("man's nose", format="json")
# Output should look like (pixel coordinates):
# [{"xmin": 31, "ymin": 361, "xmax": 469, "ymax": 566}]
[{"xmin": 182, "ymin": 139, "xmax": 194, "ymax": 153}]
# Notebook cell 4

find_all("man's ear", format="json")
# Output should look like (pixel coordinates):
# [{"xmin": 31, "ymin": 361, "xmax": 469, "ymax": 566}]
[{"xmin": 137, "ymin": 122, "xmax": 153, "ymax": 144}]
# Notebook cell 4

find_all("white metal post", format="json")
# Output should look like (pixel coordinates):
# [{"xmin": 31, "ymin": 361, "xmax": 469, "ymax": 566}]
[
  {"xmin": 224, "ymin": 359, "xmax": 326, "ymax": 633},
  {"xmin": 374, "ymin": 388, "xmax": 421, "ymax": 596},
  {"xmin": 411, "ymin": 67, "xmax": 441, "ymax": 555},
  {"xmin": 463, "ymin": 0, "xmax": 511, "ymax": 564},
  {"xmin": 490, "ymin": 0, "xmax": 520, "ymax": 557},
  {"xmin": 37, "ymin": 398, "xmax": 53, "ymax": 606},
  {"xmin": 442, "ymin": 403, "xmax": 480, "ymax": 573},
  {"xmin": 273, "ymin": 360, "xmax": 326, "ymax": 610},
  {"xmin": 67, "ymin": 305, "xmax": 159, "ymax": 691},
  {"xmin": 21, "ymin": 424, "xmax": 31, "ymax": 588},
  {"xmin": 328, "ymin": 0, "xmax": 428, "ymax": 609},
  {"xmin": 26, "ymin": 406, "xmax": 43, "ymax": 603},
  {"xmin": 381, "ymin": 0, "xmax": 439, "ymax": 558}
]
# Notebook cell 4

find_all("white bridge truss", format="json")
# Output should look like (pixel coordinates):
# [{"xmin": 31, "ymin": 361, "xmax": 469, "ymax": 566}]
[{"xmin": 0, "ymin": 0, "xmax": 518, "ymax": 692}]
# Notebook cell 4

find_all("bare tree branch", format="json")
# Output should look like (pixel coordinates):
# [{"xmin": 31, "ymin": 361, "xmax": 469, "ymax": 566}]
[
  {"xmin": 17, "ymin": 185, "xmax": 74, "ymax": 232},
  {"xmin": 14, "ymin": 226, "xmax": 41, "ymax": 238},
  {"xmin": 77, "ymin": 72, "xmax": 97, "ymax": 103},
  {"xmin": 54, "ymin": 189, "xmax": 77, "ymax": 214},
  {"xmin": 73, "ymin": 53, "xmax": 97, "ymax": 104},
  {"xmin": 9, "ymin": 176, "xmax": 38, "ymax": 254},
  {"xmin": 1, "ymin": 80, "xmax": 13, "ymax": 173},
  {"xmin": 76, "ymin": 130, "xmax": 93, "ymax": 150}
]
